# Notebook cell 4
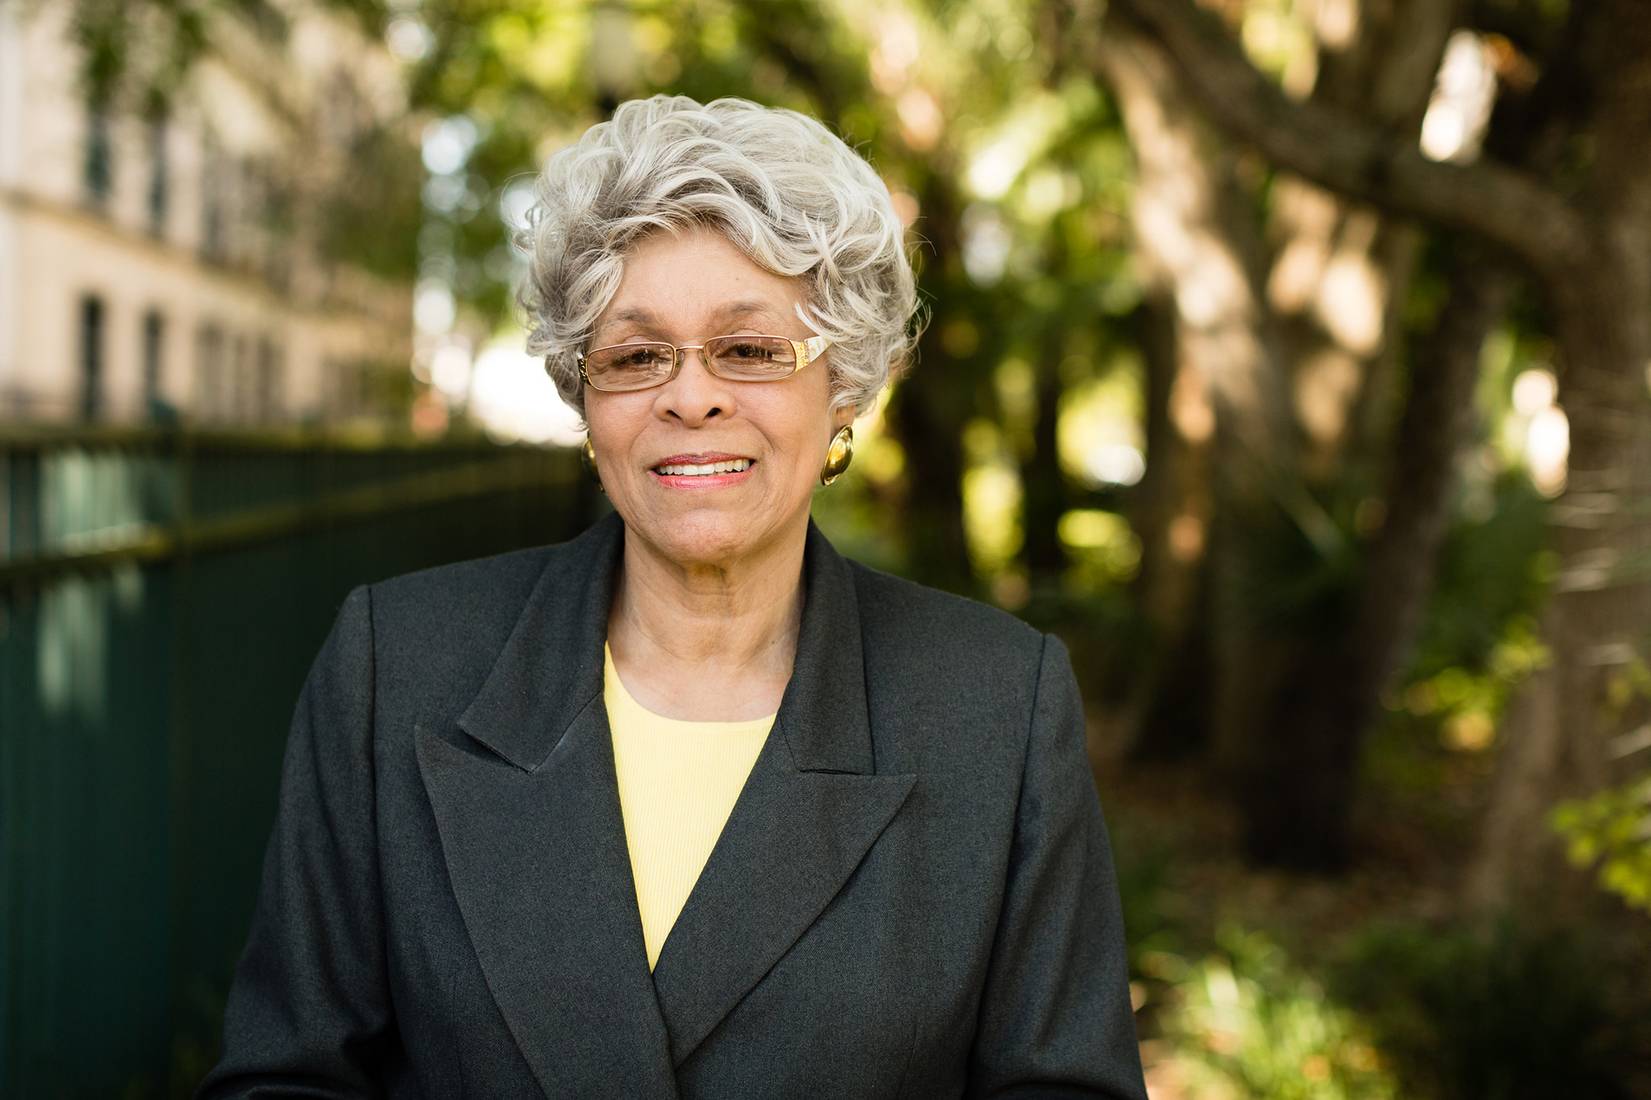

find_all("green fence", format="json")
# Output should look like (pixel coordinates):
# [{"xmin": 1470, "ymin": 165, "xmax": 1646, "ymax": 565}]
[{"xmin": 0, "ymin": 424, "xmax": 603, "ymax": 1097}]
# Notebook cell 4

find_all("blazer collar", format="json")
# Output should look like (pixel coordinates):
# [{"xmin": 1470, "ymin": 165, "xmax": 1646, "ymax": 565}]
[
  {"xmin": 419, "ymin": 510, "xmax": 913, "ymax": 1095},
  {"xmin": 455, "ymin": 508, "xmax": 877, "ymax": 777}
]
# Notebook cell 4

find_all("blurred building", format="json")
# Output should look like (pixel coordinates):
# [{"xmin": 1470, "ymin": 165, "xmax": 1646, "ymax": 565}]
[{"xmin": 0, "ymin": 2, "xmax": 417, "ymax": 427}]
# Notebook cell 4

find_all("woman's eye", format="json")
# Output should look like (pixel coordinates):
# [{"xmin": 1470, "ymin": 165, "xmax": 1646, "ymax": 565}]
[{"xmin": 726, "ymin": 343, "xmax": 774, "ymax": 360}]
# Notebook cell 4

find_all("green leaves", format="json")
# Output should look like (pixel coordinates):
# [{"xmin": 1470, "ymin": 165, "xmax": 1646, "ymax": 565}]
[{"xmin": 1550, "ymin": 774, "xmax": 1651, "ymax": 912}]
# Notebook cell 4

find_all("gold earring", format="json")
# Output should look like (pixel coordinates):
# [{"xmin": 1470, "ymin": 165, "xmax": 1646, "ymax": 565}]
[
  {"xmin": 820, "ymin": 424, "xmax": 854, "ymax": 486},
  {"xmin": 581, "ymin": 435, "xmax": 604, "ymax": 493}
]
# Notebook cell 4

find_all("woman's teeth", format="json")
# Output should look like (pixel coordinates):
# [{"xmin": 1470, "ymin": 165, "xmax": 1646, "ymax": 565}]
[{"xmin": 655, "ymin": 459, "xmax": 753, "ymax": 476}]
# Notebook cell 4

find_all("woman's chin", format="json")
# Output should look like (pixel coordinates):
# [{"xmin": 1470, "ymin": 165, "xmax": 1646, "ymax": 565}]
[{"xmin": 634, "ymin": 511, "xmax": 771, "ymax": 570}]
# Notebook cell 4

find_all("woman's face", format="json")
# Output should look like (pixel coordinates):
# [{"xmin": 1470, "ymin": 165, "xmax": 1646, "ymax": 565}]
[{"xmin": 583, "ymin": 224, "xmax": 853, "ymax": 572}]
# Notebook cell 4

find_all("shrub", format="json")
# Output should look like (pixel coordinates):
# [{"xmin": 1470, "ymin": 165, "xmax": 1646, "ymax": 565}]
[
  {"xmin": 1329, "ymin": 913, "xmax": 1647, "ymax": 1100},
  {"xmin": 1164, "ymin": 923, "xmax": 1400, "ymax": 1100}
]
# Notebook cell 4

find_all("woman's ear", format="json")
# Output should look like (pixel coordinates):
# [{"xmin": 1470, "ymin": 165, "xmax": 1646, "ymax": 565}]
[{"xmin": 831, "ymin": 403, "xmax": 855, "ymax": 433}]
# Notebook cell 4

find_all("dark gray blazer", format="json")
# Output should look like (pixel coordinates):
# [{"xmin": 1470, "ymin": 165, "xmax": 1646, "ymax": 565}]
[{"xmin": 198, "ymin": 510, "xmax": 1148, "ymax": 1099}]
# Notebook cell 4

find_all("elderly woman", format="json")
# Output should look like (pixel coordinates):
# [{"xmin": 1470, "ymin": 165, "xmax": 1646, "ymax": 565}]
[{"xmin": 199, "ymin": 95, "xmax": 1147, "ymax": 1099}]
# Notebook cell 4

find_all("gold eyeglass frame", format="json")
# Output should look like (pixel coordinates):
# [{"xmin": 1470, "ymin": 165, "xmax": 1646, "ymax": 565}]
[{"xmin": 577, "ymin": 333, "xmax": 832, "ymax": 391}]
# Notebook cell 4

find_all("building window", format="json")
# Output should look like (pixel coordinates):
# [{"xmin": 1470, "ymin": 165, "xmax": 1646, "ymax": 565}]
[
  {"xmin": 196, "ymin": 322, "xmax": 224, "ymax": 421},
  {"xmin": 231, "ymin": 333, "xmax": 251, "ymax": 422},
  {"xmin": 84, "ymin": 108, "xmax": 113, "ymax": 206},
  {"xmin": 146, "ymin": 114, "xmax": 170, "ymax": 236},
  {"xmin": 201, "ymin": 132, "xmax": 224, "ymax": 262},
  {"xmin": 78, "ymin": 294, "xmax": 106, "ymax": 420},
  {"xmin": 324, "ymin": 356, "xmax": 366, "ymax": 420},
  {"xmin": 256, "ymin": 336, "xmax": 284, "ymax": 421},
  {"xmin": 263, "ymin": 177, "xmax": 293, "ymax": 290},
  {"xmin": 142, "ymin": 310, "xmax": 166, "ymax": 415}
]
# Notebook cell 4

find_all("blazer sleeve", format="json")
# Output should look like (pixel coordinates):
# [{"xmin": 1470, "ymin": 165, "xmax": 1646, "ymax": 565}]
[
  {"xmin": 196, "ymin": 584, "xmax": 397, "ymax": 1099},
  {"xmin": 964, "ymin": 632, "xmax": 1149, "ymax": 1099}
]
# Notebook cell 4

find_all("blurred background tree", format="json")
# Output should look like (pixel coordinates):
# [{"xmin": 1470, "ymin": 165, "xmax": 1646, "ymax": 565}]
[{"xmin": 1099, "ymin": 0, "xmax": 1651, "ymax": 911}]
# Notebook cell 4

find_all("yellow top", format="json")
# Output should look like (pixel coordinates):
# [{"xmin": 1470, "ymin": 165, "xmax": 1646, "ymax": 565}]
[{"xmin": 603, "ymin": 640, "xmax": 776, "ymax": 971}]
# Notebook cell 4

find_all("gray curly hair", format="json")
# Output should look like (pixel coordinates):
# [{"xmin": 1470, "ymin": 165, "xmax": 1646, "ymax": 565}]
[{"xmin": 515, "ymin": 94, "xmax": 920, "ymax": 421}]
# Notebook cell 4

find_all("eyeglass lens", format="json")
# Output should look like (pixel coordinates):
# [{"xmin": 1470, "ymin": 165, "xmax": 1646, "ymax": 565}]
[{"xmin": 583, "ymin": 335, "xmax": 799, "ymax": 391}]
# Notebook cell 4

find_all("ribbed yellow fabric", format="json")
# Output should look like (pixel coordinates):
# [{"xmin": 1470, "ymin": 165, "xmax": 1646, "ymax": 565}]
[{"xmin": 603, "ymin": 640, "xmax": 775, "ymax": 971}]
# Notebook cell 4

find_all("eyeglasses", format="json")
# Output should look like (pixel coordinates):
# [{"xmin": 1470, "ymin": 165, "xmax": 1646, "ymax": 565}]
[{"xmin": 577, "ymin": 333, "xmax": 832, "ymax": 392}]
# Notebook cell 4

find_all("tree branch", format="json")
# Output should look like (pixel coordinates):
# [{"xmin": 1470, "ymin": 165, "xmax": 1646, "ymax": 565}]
[
  {"xmin": 1465, "ymin": 0, "xmax": 1565, "ymax": 62},
  {"xmin": 1103, "ymin": 0, "xmax": 1592, "ymax": 281}
]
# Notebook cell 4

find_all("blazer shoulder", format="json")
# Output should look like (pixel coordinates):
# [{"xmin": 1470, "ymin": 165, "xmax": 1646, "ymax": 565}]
[
  {"xmin": 364, "ymin": 524, "xmax": 612, "ymax": 672},
  {"xmin": 847, "ymin": 557, "xmax": 1043, "ymax": 667},
  {"xmin": 368, "ymin": 541, "xmax": 555, "ymax": 625},
  {"xmin": 350, "ymin": 538, "xmax": 585, "ymax": 723},
  {"xmin": 846, "ymin": 558, "xmax": 1052, "ymax": 784}
]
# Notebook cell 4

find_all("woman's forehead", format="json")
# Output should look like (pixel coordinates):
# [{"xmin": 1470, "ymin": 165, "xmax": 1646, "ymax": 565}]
[
  {"xmin": 603, "ymin": 299, "xmax": 775, "ymax": 328},
  {"xmin": 593, "ymin": 298, "xmax": 798, "ymax": 340},
  {"xmin": 595, "ymin": 225, "xmax": 805, "ymax": 333}
]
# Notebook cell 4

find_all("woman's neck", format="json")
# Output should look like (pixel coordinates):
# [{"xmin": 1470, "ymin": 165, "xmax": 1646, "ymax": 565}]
[{"xmin": 605, "ymin": 522, "xmax": 807, "ymax": 720}]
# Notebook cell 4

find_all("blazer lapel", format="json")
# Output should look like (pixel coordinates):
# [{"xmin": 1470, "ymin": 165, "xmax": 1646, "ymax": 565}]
[
  {"xmin": 416, "ymin": 512, "xmax": 679, "ymax": 1098},
  {"xmin": 648, "ymin": 520, "xmax": 917, "ymax": 1067},
  {"xmin": 416, "ymin": 510, "xmax": 917, "ymax": 1089}
]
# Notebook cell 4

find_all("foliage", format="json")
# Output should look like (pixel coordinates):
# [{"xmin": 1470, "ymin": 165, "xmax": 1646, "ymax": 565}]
[
  {"xmin": 1329, "ymin": 914, "xmax": 1647, "ymax": 1100},
  {"xmin": 60, "ymin": 0, "xmax": 378, "ymax": 109},
  {"xmin": 1122, "ymin": 898, "xmax": 1646, "ymax": 1099},
  {"xmin": 316, "ymin": 120, "xmax": 424, "ymax": 280},
  {"xmin": 58, "ymin": 0, "xmax": 424, "ymax": 288},
  {"xmin": 1551, "ymin": 772, "xmax": 1651, "ymax": 913},
  {"xmin": 1392, "ymin": 469, "xmax": 1554, "ymax": 749},
  {"xmin": 1428, "ymin": 478, "xmax": 1554, "ymax": 651},
  {"xmin": 1105, "ymin": 820, "xmax": 1180, "ymax": 976},
  {"xmin": 1162, "ymin": 923, "xmax": 1400, "ymax": 1100},
  {"xmin": 62, "ymin": 0, "xmax": 212, "ymax": 111},
  {"xmin": 1112, "ymin": 796, "xmax": 1648, "ymax": 1099},
  {"xmin": 1548, "ymin": 634, "xmax": 1651, "ymax": 913},
  {"xmin": 1110, "ymin": 831, "xmax": 1401, "ymax": 1098}
]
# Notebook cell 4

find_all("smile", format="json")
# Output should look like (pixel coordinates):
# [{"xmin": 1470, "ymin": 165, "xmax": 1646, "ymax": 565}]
[
  {"xmin": 653, "ymin": 458, "xmax": 753, "ymax": 476},
  {"xmin": 648, "ymin": 457, "xmax": 757, "ymax": 488}
]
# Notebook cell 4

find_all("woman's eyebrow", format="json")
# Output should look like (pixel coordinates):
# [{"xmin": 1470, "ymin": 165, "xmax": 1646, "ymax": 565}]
[
  {"xmin": 594, "ymin": 300, "xmax": 785, "ymax": 339},
  {"xmin": 713, "ymin": 301, "xmax": 780, "ymax": 325},
  {"xmin": 594, "ymin": 307, "xmax": 657, "ymax": 338}
]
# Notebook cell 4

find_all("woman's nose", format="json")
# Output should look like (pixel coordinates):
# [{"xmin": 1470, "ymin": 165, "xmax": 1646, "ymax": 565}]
[{"xmin": 654, "ymin": 347, "xmax": 734, "ymax": 425}]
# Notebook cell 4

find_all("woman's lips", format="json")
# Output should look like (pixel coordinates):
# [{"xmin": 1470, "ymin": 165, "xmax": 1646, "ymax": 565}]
[{"xmin": 647, "ymin": 452, "xmax": 756, "ymax": 488}]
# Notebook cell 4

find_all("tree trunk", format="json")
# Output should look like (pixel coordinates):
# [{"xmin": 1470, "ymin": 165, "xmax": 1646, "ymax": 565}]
[
  {"xmin": 1241, "ymin": 244, "xmax": 1515, "ymax": 868},
  {"xmin": 1095, "ymin": 13, "xmax": 1286, "ymax": 772},
  {"xmin": 1124, "ymin": 292, "xmax": 1218, "ymax": 761},
  {"xmin": 884, "ymin": 364, "xmax": 974, "ymax": 592},
  {"xmin": 1096, "ymin": 3, "xmax": 1469, "ymax": 861},
  {"xmin": 1470, "ymin": 274, "xmax": 1651, "ymax": 910},
  {"xmin": 1469, "ymin": 0, "xmax": 1651, "ymax": 910},
  {"xmin": 1268, "ymin": 0, "xmax": 1451, "ymax": 486},
  {"xmin": 1020, "ymin": 323, "xmax": 1070, "ymax": 589},
  {"xmin": 1228, "ymin": 0, "xmax": 1457, "ymax": 869},
  {"xmin": 884, "ymin": 176, "xmax": 976, "ymax": 594},
  {"xmin": 1093, "ymin": 0, "xmax": 1651, "ymax": 881}
]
